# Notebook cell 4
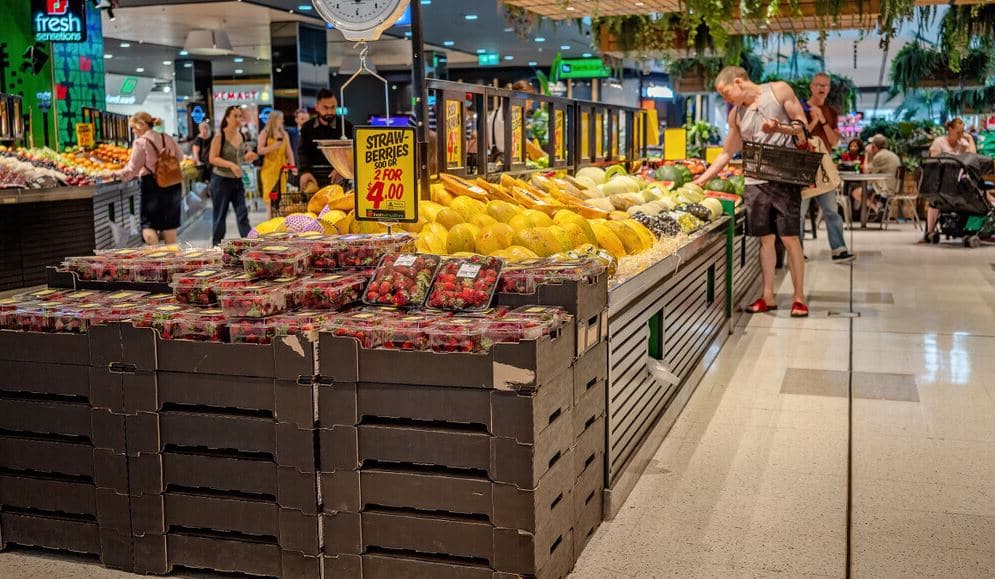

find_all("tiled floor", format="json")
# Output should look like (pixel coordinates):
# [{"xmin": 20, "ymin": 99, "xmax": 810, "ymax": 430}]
[
  {"xmin": 571, "ymin": 224, "xmax": 995, "ymax": 578},
  {"xmin": 1, "ymin": 224, "xmax": 994, "ymax": 578}
]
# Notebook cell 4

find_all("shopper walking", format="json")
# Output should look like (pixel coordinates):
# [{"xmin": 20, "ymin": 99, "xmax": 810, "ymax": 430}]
[
  {"xmin": 209, "ymin": 106, "xmax": 258, "ymax": 246},
  {"xmin": 922, "ymin": 118, "xmax": 978, "ymax": 243},
  {"xmin": 801, "ymin": 73, "xmax": 855, "ymax": 262},
  {"xmin": 115, "ymin": 112, "xmax": 184, "ymax": 246},
  {"xmin": 298, "ymin": 89, "xmax": 354, "ymax": 194},
  {"xmin": 693, "ymin": 66, "xmax": 811, "ymax": 317},
  {"xmin": 190, "ymin": 121, "xmax": 213, "ymax": 183},
  {"xmin": 257, "ymin": 110, "xmax": 296, "ymax": 218}
]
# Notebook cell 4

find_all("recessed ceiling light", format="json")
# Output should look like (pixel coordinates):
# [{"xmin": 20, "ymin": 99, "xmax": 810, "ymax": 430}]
[
  {"xmin": 136, "ymin": 67, "xmax": 145, "ymax": 73},
  {"xmin": 560, "ymin": 45, "xmax": 571, "ymax": 50},
  {"xmin": 504, "ymin": 55, "xmax": 514, "ymax": 61},
  {"xmin": 297, "ymin": 3, "xmax": 312, "ymax": 10},
  {"xmin": 235, "ymin": 69, "xmax": 244, "ymax": 74},
  {"xmin": 635, "ymin": 1, "xmax": 645, "ymax": 5},
  {"xmin": 476, "ymin": 48, "xmax": 486, "ymax": 54},
  {"xmin": 535, "ymin": 37, "xmax": 545, "ymax": 42},
  {"xmin": 103, "ymin": 53, "xmax": 113, "ymax": 59},
  {"xmin": 183, "ymin": 62, "xmax": 193, "ymax": 68},
  {"xmin": 582, "ymin": 52, "xmax": 592, "ymax": 58},
  {"xmin": 420, "ymin": 0, "xmax": 431, "ymax": 4},
  {"xmin": 465, "ymin": 14, "xmax": 478, "ymax": 20},
  {"xmin": 443, "ymin": 40, "xmax": 454, "ymax": 46},
  {"xmin": 504, "ymin": 27, "xmax": 513, "ymax": 32},
  {"xmin": 566, "ymin": 6, "xmax": 575, "ymax": 10},
  {"xmin": 528, "ymin": 61, "xmax": 538, "ymax": 66},
  {"xmin": 163, "ymin": 60, "xmax": 172, "ymax": 65},
  {"xmin": 120, "ymin": 42, "xmax": 130, "ymax": 48},
  {"xmin": 163, "ymin": 86, "xmax": 171, "ymax": 93},
  {"xmin": 234, "ymin": 57, "xmax": 244, "ymax": 63},
  {"xmin": 179, "ymin": 50, "xmax": 189, "ymax": 56}
]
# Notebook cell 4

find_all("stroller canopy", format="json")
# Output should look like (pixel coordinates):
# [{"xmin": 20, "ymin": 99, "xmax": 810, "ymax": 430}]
[{"xmin": 919, "ymin": 153, "xmax": 994, "ymax": 216}]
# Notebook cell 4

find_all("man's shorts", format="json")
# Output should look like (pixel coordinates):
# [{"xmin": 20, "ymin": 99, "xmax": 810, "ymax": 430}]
[{"xmin": 744, "ymin": 181, "xmax": 803, "ymax": 237}]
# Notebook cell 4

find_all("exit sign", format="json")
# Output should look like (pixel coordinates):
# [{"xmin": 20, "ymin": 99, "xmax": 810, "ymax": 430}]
[{"xmin": 478, "ymin": 53, "xmax": 500, "ymax": 66}]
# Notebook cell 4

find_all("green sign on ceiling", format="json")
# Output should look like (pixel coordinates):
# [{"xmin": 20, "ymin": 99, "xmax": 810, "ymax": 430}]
[
  {"xmin": 556, "ymin": 57, "xmax": 611, "ymax": 80},
  {"xmin": 478, "ymin": 53, "xmax": 500, "ymax": 66}
]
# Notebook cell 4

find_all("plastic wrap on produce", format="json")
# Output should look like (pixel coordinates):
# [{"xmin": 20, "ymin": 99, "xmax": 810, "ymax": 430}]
[{"xmin": 611, "ymin": 234, "xmax": 689, "ymax": 286}]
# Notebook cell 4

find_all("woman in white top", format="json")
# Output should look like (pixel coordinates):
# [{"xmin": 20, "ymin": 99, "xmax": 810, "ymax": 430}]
[{"xmin": 923, "ymin": 118, "xmax": 977, "ymax": 241}]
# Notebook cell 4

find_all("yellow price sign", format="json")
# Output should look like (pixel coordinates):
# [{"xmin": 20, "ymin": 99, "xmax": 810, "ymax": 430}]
[
  {"xmin": 595, "ymin": 113, "xmax": 604, "ymax": 158},
  {"xmin": 610, "ymin": 114, "xmax": 619, "ymax": 160},
  {"xmin": 445, "ymin": 100, "xmax": 463, "ymax": 169},
  {"xmin": 353, "ymin": 126, "xmax": 418, "ymax": 223},
  {"xmin": 580, "ymin": 112, "xmax": 590, "ymax": 160},
  {"xmin": 664, "ymin": 128, "xmax": 687, "ymax": 161},
  {"xmin": 510, "ymin": 105, "xmax": 524, "ymax": 164},
  {"xmin": 554, "ymin": 109, "xmax": 566, "ymax": 161},
  {"xmin": 76, "ymin": 123, "xmax": 95, "ymax": 149}
]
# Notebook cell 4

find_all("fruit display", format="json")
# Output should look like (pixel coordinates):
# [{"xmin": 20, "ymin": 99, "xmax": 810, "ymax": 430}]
[
  {"xmin": 14, "ymin": 287, "xmax": 73, "ymax": 302},
  {"xmin": 297, "ymin": 274, "xmax": 366, "ymax": 310},
  {"xmin": 129, "ymin": 251, "xmax": 178, "ymax": 283},
  {"xmin": 12, "ymin": 301, "xmax": 65, "ymax": 332},
  {"xmin": 485, "ymin": 315, "xmax": 552, "ymax": 343},
  {"xmin": 171, "ymin": 269, "xmax": 231, "ymax": 306},
  {"xmin": 336, "ymin": 233, "xmax": 416, "ymax": 269},
  {"xmin": 382, "ymin": 314, "xmax": 449, "ymax": 351},
  {"xmin": 271, "ymin": 311, "xmax": 329, "ymax": 338},
  {"xmin": 88, "ymin": 301, "xmax": 144, "ymax": 325},
  {"xmin": 0, "ymin": 297, "xmax": 33, "ymax": 329},
  {"xmin": 228, "ymin": 318, "xmax": 277, "ymax": 345},
  {"xmin": 242, "ymin": 245, "xmax": 310, "ymax": 279},
  {"xmin": 426, "ymin": 318, "xmax": 490, "ymax": 353},
  {"xmin": 217, "ymin": 273, "xmax": 256, "ymax": 291},
  {"xmin": 49, "ymin": 303, "xmax": 106, "ymax": 333},
  {"xmin": 363, "ymin": 253, "xmax": 440, "ymax": 308},
  {"xmin": 217, "ymin": 283, "xmax": 288, "ymax": 318},
  {"xmin": 427, "ymin": 255, "xmax": 504, "ymax": 311},
  {"xmin": 133, "ymin": 304, "xmax": 189, "ymax": 339},
  {"xmin": 324, "ymin": 311, "xmax": 385, "ymax": 349},
  {"xmin": 291, "ymin": 235, "xmax": 341, "ymax": 271},
  {"xmin": 221, "ymin": 238, "xmax": 262, "ymax": 267},
  {"xmin": 173, "ymin": 309, "xmax": 228, "ymax": 342}
]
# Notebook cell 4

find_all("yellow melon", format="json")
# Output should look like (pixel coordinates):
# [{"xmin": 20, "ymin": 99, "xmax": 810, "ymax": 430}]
[
  {"xmin": 560, "ymin": 222, "xmax": 591, "ymax": 249},
  {"xmin": 604, "ymin": 221, "xmax": 643, "ymax": 254},
  {"xmin": 546, "ymin": 225, "xmax": 575, "ymax": 253},
  {"xmin": 420, "ymin": 201, "xmax": 444, "ymax": 222},
  {"xmin": 486, "ymin": 200, "xmax": 521, "ymax": 223},
  {"xmin": 422, "ymin": 221, "xmax": 449, "ymax": 242},
  {"xmin": 625, "ymin": 219, "xmax": 657, "ymax": 249},
  {"xmin": 446, "ymin": 223, "xmax": 480, "ymax": 254},
  {"xmin": 435, "ymin": 208, "xmax": 465, "ymax": 230},
  {"xmin": 475, "ymin": 222, "xmax": 514, "ymax": 255},
  {"xmin": 524, "ymin": 209, "xmax": 554, "ymax": 228},
  {"xmin": 450, "ymin": 196, "xmax": 487, "ymax": 222},
  {"xmin": 504, "ymin": 245, "xmax": 540, "ymax": 261},
  {"xmin": 591, "ymin": 223, "xmax": 627, "ymax": 258},
  {"xmin": 471, "ymin": 213, "xmax": 498, "ymax": 228},
  {"xmin": 430, "ymin": 183, "xmax": 454, "ymax": 206},
  {"xmin": 553, "ymin": 209, "xmax": 598, "ymax": 245}
]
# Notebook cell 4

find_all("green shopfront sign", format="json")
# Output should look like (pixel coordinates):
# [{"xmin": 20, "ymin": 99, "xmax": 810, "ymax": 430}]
[
  {"xmin": 478, "ymin": 53, "xmax": 500, "ymax": 66},
  {"xmin": 32, "ymin": 0, "xmax": 87, "ymax": 43},
  {"xmin": 554, "ymin": 56, "xmax": 610, "ymax": 80}
]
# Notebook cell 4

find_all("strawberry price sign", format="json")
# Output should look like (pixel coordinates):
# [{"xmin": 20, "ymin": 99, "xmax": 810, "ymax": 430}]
[{"xmin": 353, "ymin": 126, "xmax": 418, "ymax": 223}]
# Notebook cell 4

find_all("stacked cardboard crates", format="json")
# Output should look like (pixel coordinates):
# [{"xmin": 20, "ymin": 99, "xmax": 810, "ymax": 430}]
[
  {"xmin": 0, "ymin": 331, "xmax": 132, "ymax": 569},
  {"xmin": 99, "ymin": 325, "xmax": 322, "ymax": 577},
  {"xmin": 316, "ymin": 313, "xmax": 606, "ymax": 579}
]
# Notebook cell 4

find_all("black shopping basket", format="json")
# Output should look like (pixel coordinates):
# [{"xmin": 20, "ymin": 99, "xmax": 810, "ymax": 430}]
[
  {"xmin": 742, "ymin": 141, "xmax": 823, "ymax": 186},
  {"xmin": 271, "ymin": 165, "xmax": 308, "ymax": 217}
]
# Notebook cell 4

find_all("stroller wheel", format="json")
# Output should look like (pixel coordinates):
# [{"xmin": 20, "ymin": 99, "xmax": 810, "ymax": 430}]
[
  {"xmin": 928, "ymin": 231, "xmax": 941, "ymax": 244},
  {"xmin": 964, "ymin": 235, "xmax": 981, "ymax": 248}
]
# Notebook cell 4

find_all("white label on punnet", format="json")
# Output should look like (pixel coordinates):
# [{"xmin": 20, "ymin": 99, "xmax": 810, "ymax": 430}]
[
  {"xmin": 457, "ymin": 263, "xmax": 482, "ymax": 278},
  {"xmin": 394, "ymin": 255, "xmax": 417, "ymax": 267}
]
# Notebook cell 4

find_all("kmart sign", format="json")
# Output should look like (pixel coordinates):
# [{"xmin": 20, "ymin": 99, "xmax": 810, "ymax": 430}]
[{"xmin": 32, "ymin": 0, "xmax": 87, "ymax": 43}]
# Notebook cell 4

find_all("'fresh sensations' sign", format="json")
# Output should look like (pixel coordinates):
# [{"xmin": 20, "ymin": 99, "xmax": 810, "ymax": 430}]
[{"xmin": 32, "ymin": 0, "xmax": 87, "ymax": 43}]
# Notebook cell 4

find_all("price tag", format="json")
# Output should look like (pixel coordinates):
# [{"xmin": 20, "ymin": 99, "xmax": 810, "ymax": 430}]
[
  {"xmin": 595, "ymin": 114, "xmax": 604, "ymax": 158},
  {"xmin": 445, "ymin": 100, "xmax": 463, "ymax": 169},
  {"xmin": 193, "ymin": 270, "xmax": 219, "ymax": 278},
  {"xmin": 353, "ymin": 126, "xmax": 418, "ymax": 223},
  {"xmin": 76, "ymin": 123, "xmax": 95, "ymax": 148},
  {"xmin": 580, "ymin": 112, "xmax": 590, "ymax": 160},
  {"xmin": 554, "ymin": 109, "xmax": 566, "ymax": 161},
  {"xmin": 394, "ymin": 255, "xmax": 417, "ymax": 267},
  {"xmin": 511, "ymin": 105, "xmax": 524, "ymax": 164},
  {"xmin": 456, "ymin": 263, "xmax": 482, "ymax": 278}
]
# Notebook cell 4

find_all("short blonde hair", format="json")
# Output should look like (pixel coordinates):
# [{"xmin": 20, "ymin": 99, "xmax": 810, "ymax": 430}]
[{"xmin": 714, "ymin": 66, "xmax": 749, "ymax": 90}]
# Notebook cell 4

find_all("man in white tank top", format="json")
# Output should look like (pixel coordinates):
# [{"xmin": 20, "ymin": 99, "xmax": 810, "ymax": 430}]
[{"xmin": 694, "ymin": 66, "xmax": 812, "ymax": 318}]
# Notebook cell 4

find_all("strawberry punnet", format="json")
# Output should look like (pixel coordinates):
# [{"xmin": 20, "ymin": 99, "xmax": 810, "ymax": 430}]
[
  {"xmin": 363, "ymin": 253, "xmax": 441, "ymax": 308},
  {"xmin": 427, "ymin": 255, "xmax": 504, "ymax": 312}
]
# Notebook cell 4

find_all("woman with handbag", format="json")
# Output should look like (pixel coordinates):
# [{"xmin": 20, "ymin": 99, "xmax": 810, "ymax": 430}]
[
  {"xmin": 209, "ymin": 106, "xmax": 258, "ymax": 246},
  {"xmin": 115, "ymin": 112, "xmax": 184, "ymax": 245}
]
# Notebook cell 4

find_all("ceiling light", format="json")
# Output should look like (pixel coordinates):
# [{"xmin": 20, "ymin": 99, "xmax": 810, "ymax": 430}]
[
  {"xmin": 504, "ymin": 27, "xmax": 513, "ymax": 32},
  {"xmin": 528, "ymin": 61, "xmax": 538, "ymax": 66},
  {"xmin": 120, "ymin": 42, "xmax": 130, "ymax": 48},
  {"xmin": 635, "ymin": 1, "xmax": 645, "ymax": 5},
  {"xmin": 421, "ymin": 0, "xmax": 431, "ymax": 4},
  {"xmin": 583, "ymin": 52, "xmax": 592, "ymax": 58},
  {"xmin": 183, "ymin": 30, "xmax": 233, "ymax": 56},
  {"xmin": 504, "ymin": 55, "xmax": 514, "ymax": 61},
  {"xmin": 234, "ymin": 57, "xmax": 244, "ymax": 63},
  {"xmin": 183, "ymin": 62, "xmax": 193, "ymax": 68},
  {"xmin": 535, "ymin": 37, "xmax": 545, "ymax": 42},
  {"xmin": 163, "ymin": 86, "xmax": 171, "ymax": 93},
  {"xmin": 103, "ymin": 53, "xmax": 112, "ymax": 59},
  {"xmin": 476, "ymin": 49, "xmax": 486, "ymax": 54},
  {"xmin": 136, "ymin": 67, "xmax": 145, "ymax": 73},
  {"xmin": 560, "ymin": 45, "xmax": 571, "ymax": 50},
  {"xmin": 465, "ymin": 14, "xmax": 478, "ymax": 20},
  {"xmin": 297, "ymin": 4, "xmax": 312, "ymax": 10},
  {"xmin": 443, "ymin": 40, "xmax": 454, "ymax": 46},
  {"xmin": 163, "ymin": 60, "xmax": 172, "ymax": 65},
  {"xmin": 235, "ymin": 69, "xmax": 244, "ymax": 74},
  {"xmin": 179, "ymin": 50, "xmax": 189, "ymax": 56},
  {"xmin": 567, "ymin": 6, "xmax": 575, "ymax": 10}
]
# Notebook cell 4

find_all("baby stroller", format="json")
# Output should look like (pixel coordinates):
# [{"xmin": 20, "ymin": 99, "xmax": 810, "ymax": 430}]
[{"xmin": 918, "ymin": 153, "xmax": 995, "ymax": 247}]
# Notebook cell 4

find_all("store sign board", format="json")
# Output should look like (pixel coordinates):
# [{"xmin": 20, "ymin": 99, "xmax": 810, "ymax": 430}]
[
  {"xmin": 354, "ymin": 126, "xmax": 418, "ymax": 223},
  {"xmin": 32, "ymin": 0, "xmax": 87, "ymax": 43},
  {"xmin": 478, "ymin": 53, "xmax": 500, "ymax": 67},
  {"xmin": 444, "ymin": 99, "xmax": 462, "ymax": 169},
  {"xmin": 105, "ymin": 74, "xmax": 154, "ymax": 106},
  {"xmin": 75, "ymin": 123, "xmax": 94, "ymax": 148},
  {"xmin": 557, "ymin": 58, "xmax": 611, "ymax": 80},
  {"xmin": 510, "ymin": 105, "xmax": 524, "ymax": 164}
]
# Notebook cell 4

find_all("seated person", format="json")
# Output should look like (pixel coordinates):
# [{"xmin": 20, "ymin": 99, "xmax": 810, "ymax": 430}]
[
  {"xmin": 851, "ymin": 134, "xmax": 901, "ymax": 219},
  {"xmin": 923, "ymin": 118, "xmax": 978, "ymax": 241}
]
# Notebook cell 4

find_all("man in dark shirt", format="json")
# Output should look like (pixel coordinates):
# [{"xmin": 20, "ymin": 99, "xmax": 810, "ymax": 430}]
[
  {"xmin": 802, "ymin": 72, "xmax": 854, "ymax": 262},
  {"xmin": 298, "ymin": 89, "xmax": 355, "ymax": 193}
]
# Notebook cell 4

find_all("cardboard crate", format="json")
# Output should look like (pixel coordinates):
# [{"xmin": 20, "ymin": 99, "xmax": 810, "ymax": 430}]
[
  {"xmin": 575, "ymin": 309, "xmax": 608, "ymax": 357},
  {"xmin": 0, "ymin": 510, "xmax": 133, "ymax": 570},
  {"xmin": 321, "ymin": 530, "xmax": 575, "ymax": 579},
  {"xmin": 133, "ymin": 531, "xmax": 319, "ymax": 577},
  {"xmin": 129, "ymin": 451, "xmax": 317, "ymax": 512},
  {"xmin": 321, "ymin": 446, "xmax": 574, "ymax": 532},
  {"xmin": 0, "ymin": 398, "xmax": 127, "ymax": 454},
  {"xmin": 573, "ymin": 378, "xmax": 606, "ymax": 443},
  {"xmin": 0, "ymin": 474, "xmax": 130, "ymax": 533},
  {"xmin": 322, "ymin": 504, "xmax": 573, "ymax": 576},
  {"xmin": 495, "ymin": 274, "xmax": 608, "ymax": 322},
  {"xmin": 155, "ymin": 332, "xmax": 316, "ymax": 381},
  {"xmin": 318, "ymin": 369, "xmax": 572, "ymax": 444},
  {"xmin": 0, "ymin": 330, "xmax": 90, "ymax": 366},
  {"xmin": 0, "ymin": 435, "xmax": 128, "ymax": 492},
  {"xmin": 572, "ymin": 454, "xmax": 605, "ymax": 558},
  {"xmin": 318, "ymin": 325, "xmax": 575, "ymax": 391},
  {"xmin": 320, "ymin": 410, "xmax": 573, "ymax": 489},
  {"xmin": 572, "ymin": 340, "xmax": 608, "ymax": 404},
  {"xmin": 0, "ymin": 359, "xmax": 91, "ymax": 399},
  {"xmin": 573, "ymin": 415, "xmax": 606, "ymax": 483},
  {"xmin": 129, "ymin": 491, "xmax": 318, "ymax": 555}
]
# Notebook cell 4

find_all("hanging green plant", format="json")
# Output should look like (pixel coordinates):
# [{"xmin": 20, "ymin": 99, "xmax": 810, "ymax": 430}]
[{"xmin": 890, "ymin": 41, "xmax": 990, "ymax": 93}]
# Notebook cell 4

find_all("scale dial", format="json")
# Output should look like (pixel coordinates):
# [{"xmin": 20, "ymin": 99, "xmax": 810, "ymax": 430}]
[{"xmin": 312, "ymin": 0, "xmax": 411, "ymax": 42}]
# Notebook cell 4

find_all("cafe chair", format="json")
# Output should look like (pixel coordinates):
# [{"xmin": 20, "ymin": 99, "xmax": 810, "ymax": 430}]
[
  {"xmin": 836, "ymin": 183, "xmax": 854, "ymax": 229},
  {"xmin": 882, "ymin": 166, "xmax": 921, "ymax": 231}
]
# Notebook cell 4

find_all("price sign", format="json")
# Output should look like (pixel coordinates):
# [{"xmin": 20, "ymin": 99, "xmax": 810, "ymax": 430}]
[
  {"xmin": 445, "ymin": 99, "xmax": 463, "ymax": 169},
  {"xmin": 510, "ymin": 105, "xmax": 524, "ymax": 164},
  {"xmin": 76, "ymin": 123, "xmax": 95, "ymax": 148},
  {"xmin": 595, "ymin": 113, "xmax": 604, "ymax": 159},
  {"xmin": 610, "ymin": 113, "xmax": 619, "ymax": 160},
  {"xmin": 580, "ymin": 112, "xmax": 590, "ymax": 160},
  {"xmin": 353, "ymin": 126, "xmax": 418, "ymax": 223},
  {"xmin": 554, "ymin": 109, "xmax": 566, "ymax": 162}
]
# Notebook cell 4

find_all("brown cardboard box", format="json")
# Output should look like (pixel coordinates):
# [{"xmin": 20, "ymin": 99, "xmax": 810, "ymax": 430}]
[
  {"xmin": 129, "ymin": 492, "xmax": 319, "ymax": 555},
  {"xmin": 317, "ymin": 370, "xmax": 572, "ymax": 444},
  {"xmin": 572, "ymin": 415, "xmax": 606, "ymax": 482},
  {"xmin": 575, "ymin": 309, "xmax": 607, "ymax": 357},
  {"xmin": 321, "ymin": 529, "xmax": 575, "ymax": 579},
  {"xmin": 495, "ymin": 274, "xmax": 608, "ymax": 321},
  {"xmin": 320, "ymin": 447, "xmax": 574, "ymax": 532},
  {"xmin": 573, "ymin": 454, "xmax": 605, "ymax": 558},
  {"xmin": 0, "ymin": 330, "xmax": 90, "ymax": 365},
  {"xmin": 319, "ymin": 327, "xmax": 575, "ymax": 391},
  {"xmin": 322, "ymin": 505, "xmax": 573, "ymax": 576},
  {"xmin": 133, "ymin": 532, "xmax": 319, "ymax": 578},
  {"xmin": 573, "ymin": 378, "xmax": 606, "ymax": 440},
  {"xmin": 0, "ymin": 511, "xmax": 134, "ymax": 570},
  {"xmin": 154, "ymin": 333, "xmax": 315, "ymax": 380},
  {"xmin": 0, "ymin": 397, "xmax": 93, "ymax": 438},
  {"xmin": 88, "ymin": 366, "xmax": 156, "ymax": 416},
  {"xmin": 571, "ymin": 340, "xmax": 608, "ymax": 404},
  {"xmin": 0, "ymin": 359, "xmax": 90, "ymax": 398},
  {"xmin": 320, "ymin": 411, "xmax": 573, "ymax": 488},
  {"xmin": 0, "ymin": 436, "xmax": 128, "ymax": 494},
  {"xmin": 127, "ymin": 451, "xmax": 317, "ymax": 513},
  {"xmin": 0, "ymin": 474, "xmax": 97, "ymax": 516},
  {"xmin": 89, "ymin": 322, "xmax": 156, "ymax": 371}
]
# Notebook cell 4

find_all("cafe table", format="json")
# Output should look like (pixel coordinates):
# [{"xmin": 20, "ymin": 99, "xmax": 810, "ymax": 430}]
[{"xmin": 840, "ymin": 172, "xmax": 891, "ymax": 228}]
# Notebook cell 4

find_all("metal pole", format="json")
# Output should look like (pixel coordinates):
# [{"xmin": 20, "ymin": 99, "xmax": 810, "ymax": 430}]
[{"xmin": 410, "ymin": 0, "xmax": 431, "ymax": 199}]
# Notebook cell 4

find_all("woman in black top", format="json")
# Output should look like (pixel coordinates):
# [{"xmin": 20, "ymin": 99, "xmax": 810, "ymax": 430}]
[{"xmin": 191, "ymin": 121, "xmax": 212, "ymax": 182}]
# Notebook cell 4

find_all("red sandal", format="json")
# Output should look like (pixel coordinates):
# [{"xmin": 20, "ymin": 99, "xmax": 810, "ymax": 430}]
[
  {"xmin": 790, "ymin": 301, "xmax": 810, "ymax": 318},
  {"xmin": 745, "ymin": 299, "xmax": 777, "ymax": 314}
]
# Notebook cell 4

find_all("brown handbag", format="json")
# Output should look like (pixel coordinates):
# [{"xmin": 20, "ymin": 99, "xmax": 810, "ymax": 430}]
[{"xmin": 148, "ymin": 133, "xmax": 182, "ymax": 188}]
